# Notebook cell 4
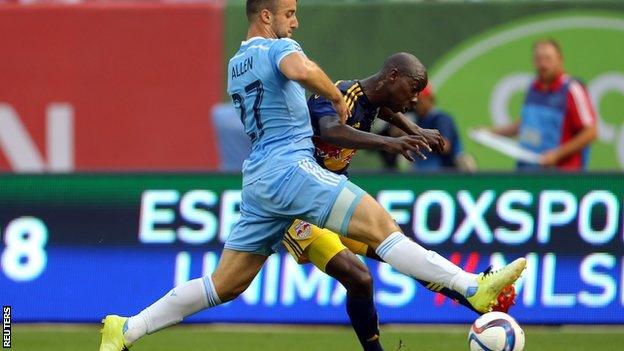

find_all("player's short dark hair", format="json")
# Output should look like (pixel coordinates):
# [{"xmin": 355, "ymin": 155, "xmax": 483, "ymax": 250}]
[
  {"xmin": 382, "ymin": 52, "xmax": 428, "ymax": 91},
  {"xmin": 246, "ymin": 0, "xmax": 277, "ymax": 21},
  {"xmin": 533, "ymin": 39, "xmax": 563, "ymax": 57}
]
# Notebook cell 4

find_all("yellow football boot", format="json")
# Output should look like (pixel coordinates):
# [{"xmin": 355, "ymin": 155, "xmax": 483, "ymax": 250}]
[
  {"xmin": 467, "ymin": 257, "xmax": 526, "ymax": 313},
  {"xmin": 99, "ymin": 315, "xmax": 130, "ymax": 351}
]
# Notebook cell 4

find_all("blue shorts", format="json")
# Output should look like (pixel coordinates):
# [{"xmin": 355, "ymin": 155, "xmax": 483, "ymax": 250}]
[{"xmin": 224, "ymin": 159, "xmax": 365, "ymax": 255}]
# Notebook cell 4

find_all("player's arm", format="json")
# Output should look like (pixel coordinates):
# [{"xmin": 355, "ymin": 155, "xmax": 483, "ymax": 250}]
[
  {"xmin": 279, "ymin": 53, "xmax": 350, "ymax": 123},
  {"xmin": 545, "ymin": 125, "xmax": 597, "ymax": 164},
  {"xmin": 318, "ymin": 115, "xmax": 428, "ymax": 161},
  {"xmin": 378, "ymin": 107, "xmax": 445, "ymax": 153},
  {"xmin": 377, "ymin": 107, "xmax": 419, "ymax": 135}
]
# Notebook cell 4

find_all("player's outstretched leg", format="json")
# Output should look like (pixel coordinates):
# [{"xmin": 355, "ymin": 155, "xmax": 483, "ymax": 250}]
[
  {"xmin": 335, "ymin": 192, "xmax": 526, "ymax": 314},
  {"xmin": 99, "ymin": 250, "xmax": 267, "ymax": 351},
  {"xmin": 415, "ymin": 276, "xmax": 517, "ymax": 314},
  {"xmin": 353, "ymin": 243, "xmax": 517, "ymax": 314}
]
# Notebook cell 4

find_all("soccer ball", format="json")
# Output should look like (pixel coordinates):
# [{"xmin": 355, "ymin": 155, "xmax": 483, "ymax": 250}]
[{"xmin": 468, "ymin": 312, "xmax": 525, "ymax": 351}]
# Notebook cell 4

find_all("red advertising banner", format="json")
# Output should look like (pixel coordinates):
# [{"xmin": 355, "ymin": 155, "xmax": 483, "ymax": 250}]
[{"xmin": 0, "ymin": 3, "xmax": 223, "ymax": 172}]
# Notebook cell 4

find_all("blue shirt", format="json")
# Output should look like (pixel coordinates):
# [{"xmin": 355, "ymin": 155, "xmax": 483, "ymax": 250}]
[
  {"xmin": 307, "ymin": 80, "xmax": 379, "ymax": 174},
  {"xmin": 211, "ymin": 103, "xmax": 251, "ymax": 171},
  {"xmin": 518, "ymin": 75, "xmax": 590, "ymax": 170},
  {"xmin": 227, "ymin": 37, "xmax": 315, "ymax": 185},
  {"xmin": 413, "ymin": 109, "xmax": 462, "ymax": 170}
]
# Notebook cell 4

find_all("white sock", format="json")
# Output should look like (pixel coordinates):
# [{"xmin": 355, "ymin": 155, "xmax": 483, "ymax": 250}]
[
  {"xmin": 375, "ymin": 232, "xmax": 477, "ymax": 297},
  {"xmin": 123, "ymin": 275, "xmax": 221, "ymax": 344}
]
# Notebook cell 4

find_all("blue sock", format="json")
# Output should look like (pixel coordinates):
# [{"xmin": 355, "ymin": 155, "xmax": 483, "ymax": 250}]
[{"xmin": 346, "ymin": 296, "xmax": 384, "ymax": 351}]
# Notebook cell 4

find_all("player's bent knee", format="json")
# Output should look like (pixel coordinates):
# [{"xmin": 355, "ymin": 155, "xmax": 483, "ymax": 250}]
[
  {"xmin": 326, "ymin": 251, "xmax": 373, "ymax": 298},
  {"xmin": 344, "ymin": 266, "xmax": 373, "ymax": 298}
]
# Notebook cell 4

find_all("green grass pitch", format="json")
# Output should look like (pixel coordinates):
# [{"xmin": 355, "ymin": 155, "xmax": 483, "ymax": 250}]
[{"xmin": 12, "ymin": 324, "xmax": 624, "ymax": 351}]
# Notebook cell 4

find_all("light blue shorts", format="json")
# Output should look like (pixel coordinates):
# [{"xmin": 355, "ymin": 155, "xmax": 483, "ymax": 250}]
[{"xmin": 224, "ymin": 159, "xmax": 365, "ymax": 255}]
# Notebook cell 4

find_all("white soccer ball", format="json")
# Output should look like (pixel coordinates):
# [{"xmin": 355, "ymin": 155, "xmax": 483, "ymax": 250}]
[{"xmin": 468, "ymin": 312, "xmax": 525, "ymax": 351}]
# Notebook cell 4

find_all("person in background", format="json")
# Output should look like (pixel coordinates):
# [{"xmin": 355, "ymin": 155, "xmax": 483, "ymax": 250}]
[
  {"xmin": 211, "ymin": 103, "xmax": 252, "ymax": 171},
  {"xmin": 410, "ymin": 83, "xmax": 474, "ymax": 171},
  {"xmin": 489, "ymin": 39, "xmax": 597, "ymax": 170}
]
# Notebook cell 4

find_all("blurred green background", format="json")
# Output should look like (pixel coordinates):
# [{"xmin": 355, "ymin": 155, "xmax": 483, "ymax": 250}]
[{"xmin": 224, "ymin": 1, "xmax": 624, "ymax": 170}]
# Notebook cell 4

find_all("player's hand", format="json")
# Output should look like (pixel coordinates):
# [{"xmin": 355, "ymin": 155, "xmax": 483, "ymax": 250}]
[
  {"xmin": 331, "ymin": 97, "xmax": 351, "ymax": 124},
  {"xmin": 413, "ymin": 127, "xmax": 445, "ymax": 154},
  {"xmin": 384, "ymin": 135, "xmax": 431, "ymax": 162}
]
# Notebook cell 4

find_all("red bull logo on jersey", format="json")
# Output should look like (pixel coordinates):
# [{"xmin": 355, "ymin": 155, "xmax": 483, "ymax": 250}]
[
  {"xmin": 314, "ymin": 138, "xmax": 357, "ymax": 172},
  {"xmin": 294, "ymin": 221, "xmax": 312, "ymax": 240}
]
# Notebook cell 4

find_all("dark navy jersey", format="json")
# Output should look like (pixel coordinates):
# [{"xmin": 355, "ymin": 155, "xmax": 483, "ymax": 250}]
[{"xmin": 307, "ymin": 80, "xmax": 379, "ymax": 174}]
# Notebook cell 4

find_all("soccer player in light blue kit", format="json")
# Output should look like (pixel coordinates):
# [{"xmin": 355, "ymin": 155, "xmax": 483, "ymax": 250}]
[{"xmin": 99, "ymin": 1, "xmax": 526, "ymax": 350}]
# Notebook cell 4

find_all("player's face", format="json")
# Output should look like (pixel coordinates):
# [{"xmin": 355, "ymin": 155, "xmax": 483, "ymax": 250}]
[
  {"xmin": 388, "ymin": 74, "xmax": 421, "ymax": 113},
  {"xmin": 533, "ymin": 43, "xmax": 563, "ymax": 83},
  {"xmin": 270, "ymin": 0, "xmax": 299, "ymax": 39}
]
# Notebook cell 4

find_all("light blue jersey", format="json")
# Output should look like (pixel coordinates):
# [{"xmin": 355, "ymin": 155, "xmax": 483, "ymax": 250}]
[
  {"xmin": 227, "ymin": 37, "xmax": 315, "ymax": 185},
  {"xmin": 224, "ymin": 36, "xmax": 364, "ymax": 256}
]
